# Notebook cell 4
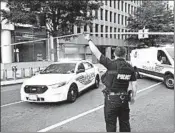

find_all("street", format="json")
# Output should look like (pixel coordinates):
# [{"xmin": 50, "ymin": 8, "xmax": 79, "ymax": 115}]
[{"xmin": 1, "ymin": 77, "xmax": 174, "ymax": 132}]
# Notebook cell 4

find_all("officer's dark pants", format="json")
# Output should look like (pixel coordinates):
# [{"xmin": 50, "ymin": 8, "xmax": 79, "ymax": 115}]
[{"xmin": 104, "ymin": 95, "xmax": 130, "ymax": 132}]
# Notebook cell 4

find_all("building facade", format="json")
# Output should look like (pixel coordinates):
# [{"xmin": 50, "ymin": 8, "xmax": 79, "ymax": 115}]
[
  {"xmin": 1, "ymin": 0, "xmax": 142, "ymax": 64},
  {"xmin": 60, "ymin": 0, "xmax": 142, "ymax": 63}
]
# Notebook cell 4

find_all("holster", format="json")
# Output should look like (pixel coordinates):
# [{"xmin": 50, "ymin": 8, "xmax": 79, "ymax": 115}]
[{"xmin": 102, "ymin": 88, "xmax": 110, "ymax": 97}]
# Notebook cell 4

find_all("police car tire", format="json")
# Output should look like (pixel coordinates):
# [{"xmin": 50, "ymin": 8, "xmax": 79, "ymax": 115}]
[
  {"xmin": 67, "ymin": 84, "xmax": 78, "ymax": 103},
  {"xmin": 94, "ymin": 75, "xmax": 100, "ymax": 89},
  {"xmin": 164, "ymin": 74, "xmax": 174, "ymax": 89}
]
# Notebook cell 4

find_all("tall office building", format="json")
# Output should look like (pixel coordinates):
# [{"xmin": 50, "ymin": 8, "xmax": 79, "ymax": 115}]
[{"xmin": 61, "ymin": 0, "xmax": 142, "ymax": 62}]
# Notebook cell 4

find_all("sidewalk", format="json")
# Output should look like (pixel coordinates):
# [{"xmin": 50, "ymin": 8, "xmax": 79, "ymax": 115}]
[{"xmin": 0, "ymin": 64, "xmax": 107, "ymax": 86}]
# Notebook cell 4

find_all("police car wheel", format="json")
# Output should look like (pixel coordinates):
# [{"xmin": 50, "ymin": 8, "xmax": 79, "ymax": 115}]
[
  {"xmin": 94, "ymin": 75, "xmax": 100, "ymax": 88},
  {"xmin": 164, "ymin": 75, "xmax": 174, "ymax": 89},
  {"xmin": 67, "ymin": 85, "xmax": 78, "ymax": 102}
]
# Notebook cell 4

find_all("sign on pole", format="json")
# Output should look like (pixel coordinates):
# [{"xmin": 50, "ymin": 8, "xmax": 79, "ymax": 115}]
[
  {"xmin": 138, "ymin": 28, "xmax": 149, "ymax": 39},
  {"xmin": 138, "ymin": 29, "xmax": 144, "ymax": 39},
  {"xmin": 143, "ymin": 29, "xmax": 149, "ymax": 38}
]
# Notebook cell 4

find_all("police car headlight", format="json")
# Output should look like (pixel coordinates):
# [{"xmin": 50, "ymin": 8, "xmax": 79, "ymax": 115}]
[{"xmin": 50, "ymin": 82, "xmax": 67, "ymax": 89}]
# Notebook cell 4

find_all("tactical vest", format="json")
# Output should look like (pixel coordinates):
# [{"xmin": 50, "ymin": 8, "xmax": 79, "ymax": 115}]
[{"xmin": 101, "ymin": 59, "xmax": 134, "ymax": 92}]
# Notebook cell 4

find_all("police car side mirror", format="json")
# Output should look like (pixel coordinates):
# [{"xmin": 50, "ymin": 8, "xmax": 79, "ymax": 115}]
[
  {"xmin": 35, "ymin": 69, "xmax": 44, "ymax": 75},
  {"xmin": 76, "ymin": 69, "xmax": 85, "ymax": 74}
]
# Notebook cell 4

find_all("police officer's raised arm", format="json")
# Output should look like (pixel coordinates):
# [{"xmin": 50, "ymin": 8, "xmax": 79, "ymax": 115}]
[{"xmin": 84, "ymin": 33, "xmax": 112, "ymax": 69}]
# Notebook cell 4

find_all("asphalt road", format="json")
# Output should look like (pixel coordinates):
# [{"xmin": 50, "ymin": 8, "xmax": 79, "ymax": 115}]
[{"xmin": 1, "ymin": 78, "xmax": 174, "ymax": 132}]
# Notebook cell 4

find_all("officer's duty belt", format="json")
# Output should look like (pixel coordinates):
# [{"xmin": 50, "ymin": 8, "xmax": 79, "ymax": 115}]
[{"xmin": 109, "ymin": 92, "xmax": 128, "ymax": 96}]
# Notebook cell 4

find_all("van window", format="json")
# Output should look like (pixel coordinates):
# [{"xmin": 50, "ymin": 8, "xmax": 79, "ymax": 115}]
[
  {"xmin": 165, "ymin": 48, "xmax": 174, "ymax": 59},
  {"xmin": 157, "ymin": 50, "xmax": 171, "ymax": 65}
]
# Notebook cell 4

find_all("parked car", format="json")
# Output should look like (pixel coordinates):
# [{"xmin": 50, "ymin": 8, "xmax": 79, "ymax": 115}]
[{"xmin": 20, "ymin": 60, "xmax": 100, "ymax": 103}]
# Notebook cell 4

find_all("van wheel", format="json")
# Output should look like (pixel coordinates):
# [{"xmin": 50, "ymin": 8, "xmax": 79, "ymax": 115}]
[
  {"xmin": 164, "ymin": 74, "xmax": 174, "ymax": 89},
  {"xmin": 94, "ymin": 75, "xmax": 100, "ymax": 89},
  {"xmin": 67, "ymin": 84, "xmax": 78, "ymax": 103}
]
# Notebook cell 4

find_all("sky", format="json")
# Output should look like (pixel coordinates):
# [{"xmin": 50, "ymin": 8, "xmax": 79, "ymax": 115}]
[{"xmin": 168, "ymin": 1, "xmax": 174, "ymax": 9}]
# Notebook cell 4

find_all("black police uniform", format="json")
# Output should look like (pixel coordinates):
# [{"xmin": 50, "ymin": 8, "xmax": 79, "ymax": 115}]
[{"xmin": 99, "ymin": 54, "xmax": 136, "ymax": 132}]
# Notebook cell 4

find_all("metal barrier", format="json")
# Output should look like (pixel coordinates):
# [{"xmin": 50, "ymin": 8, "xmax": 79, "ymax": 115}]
[{"xmin": 1, "ymin": 66, "xmax": 46, "ymax": 81}]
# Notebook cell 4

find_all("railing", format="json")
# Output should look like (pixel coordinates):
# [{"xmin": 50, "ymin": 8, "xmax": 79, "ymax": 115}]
[{"xmin": 1, "ymin": 66, "xmax": 46, "ymax": 81}]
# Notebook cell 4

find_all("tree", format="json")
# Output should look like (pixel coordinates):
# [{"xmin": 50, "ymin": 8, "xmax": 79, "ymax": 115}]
[
  {"xmin": 1, "ymin": 0, "xmax": 102, "ymax": 61},
  {"xmin": 126, "ymin": 1, "xmax": 174, "ymax": 47}
]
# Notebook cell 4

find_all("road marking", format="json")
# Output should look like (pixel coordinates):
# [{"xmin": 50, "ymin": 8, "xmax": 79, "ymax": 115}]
[
  {"xmin": 137, "ymin": 82, "xmax": 162, "ymax": 93},
  {"xmin": 38, "ymin": 105, "xmax": 104, "ymax": 132},
  {"xmin": 37, "ymin": 82, "xmax": 162, "ymax": 132},
  {"xmin": 1, "ymin": 101, "xmax": 24, "ymax": 108}
]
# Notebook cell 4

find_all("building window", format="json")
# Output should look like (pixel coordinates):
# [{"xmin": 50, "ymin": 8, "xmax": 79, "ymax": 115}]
[
  {"xmin": 105, "ymin": 0, "xmax": 107, "ymax": 5},
  {"xmin": 114, "ymin": 28, "xmax": 117, "ymax": 39},
  {"xmin": 77, "ymin": 26, "xmax": 81, "ymax": 33},
  {"xmin": 125, "ymin": 16, "xmax": 127, "ymax": 25},
  {"xmin": 122, "ymin": 29, "xmax": 124, "ymax": 39},
  {"xmin": 95, "ymin": 10, "xmax": 98, "ymax": 19},
  {"xmin": 110, "ymin": 0, "xmax": 112, "ymax": 7},
  {"xmin": 125, "ymin": 3, "xmax": 127, "ymax": 13},
  {"xmin": 114, "ymin": 0, "xmax": 116, "ymax": 8},
  {"xmin": 84, "ymin": 25, "xmax": 87, "ymax": 32},
  {"xmin": 118, "ymin": 28, "xmax": 120, "ymax": 39},
  {"xmin": 128, "ymin": 4, "xmax": 130, "ymax": 14},
  {"xmin": 95, "ymin": 24, "xmax": 98, "ymax": 37},
  {"xmin": 100, "ymin": 8, "xmax": 103, "ymax": 20},
  {"xmin": 90, "ymin": 10, "xmax": 92, "ymax": 17},
  {"xmin": 118, "ymin": 14, "xmax": 120, "ymax": 24},
  {"xmin": 101, "ymin": 25, "xmax": 103, "ymax": 37},
  {"xmin": 105, "ymin": 26, "xmax": 108, "ymax": 38},
  {"xmin": 118, "ymin": 0, "xmax": 120, "ymax": 10},
  {"xmin": 121, "ymin": 15, "xmax": 124, "ymax": 25},
  {"xmin": 125, "ymin": 29, "xmax": 127, "ymax": 39},
  {"xmin": 131, "ymin": 5, "xmax": 133, "ymax": 14},
  {"xmin": 121, "ymin": 1, "xmax": 124, "ymax": 11},
  {"xmin": 110, "ymin": 27, "xmax": 112, "ymax": 38},
  {"xmin": 90, "ymin": 25, "xmax": 93, "ymax": 36},
  {"xmin": 105, "ymin": 10, "xmax": 108, "ymax": 21},
  {"xmin": 110, "ymin": 11, "xmax": 112, "ymax": 22},
  {"xmin": 114, "ymin": 13, "xmax": 116, "ymax": 23}
]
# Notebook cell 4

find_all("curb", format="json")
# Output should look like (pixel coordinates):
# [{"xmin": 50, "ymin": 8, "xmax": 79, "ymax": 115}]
[{"xmin": 1, "ymin": 78, "xmax": 29, "ymax": 86}]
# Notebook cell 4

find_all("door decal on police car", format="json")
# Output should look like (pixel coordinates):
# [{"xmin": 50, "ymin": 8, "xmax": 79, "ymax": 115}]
[{"xmin": 76, "ymin": 73, "xmax": 95, "ymax": 85}]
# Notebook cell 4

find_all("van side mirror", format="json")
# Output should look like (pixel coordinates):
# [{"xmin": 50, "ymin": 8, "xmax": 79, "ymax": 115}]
[{"xmin": 76, "ymin": 69, "xmax": 85, "ymax": 74}]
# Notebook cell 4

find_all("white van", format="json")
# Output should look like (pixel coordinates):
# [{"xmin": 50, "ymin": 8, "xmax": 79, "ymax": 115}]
[{"xmin": 130, "ymin": 46, "xmax": 174, "ymax": 89}]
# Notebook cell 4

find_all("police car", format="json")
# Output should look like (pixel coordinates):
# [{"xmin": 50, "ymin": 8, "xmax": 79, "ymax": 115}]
[
  {"xmin": 20, "ymin": 60, "xmax": 100, "ymax": 103},
  {"xmin": 130, "ymin": 45, "xmax": 174, "ymax": 89}
]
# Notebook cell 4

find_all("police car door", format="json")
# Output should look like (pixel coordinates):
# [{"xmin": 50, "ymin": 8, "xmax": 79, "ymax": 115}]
[
  {"xmin": 83, "ymin": 62, "xmax": 96, "ymax": 88},
  {"xmin": 75, "ymin": 63, "xmax": 87, "ymax": 92}
]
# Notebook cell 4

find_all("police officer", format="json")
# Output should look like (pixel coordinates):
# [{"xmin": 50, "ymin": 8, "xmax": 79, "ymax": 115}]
[{"xmin": 84, "ymin": 33, "xmax": 137, "ymax": 132}]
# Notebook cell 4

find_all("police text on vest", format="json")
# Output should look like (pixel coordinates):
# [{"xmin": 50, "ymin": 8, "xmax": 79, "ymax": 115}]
[{"xmin": 117, "ymin": 74, "xmax": 131, "ymax": 80}]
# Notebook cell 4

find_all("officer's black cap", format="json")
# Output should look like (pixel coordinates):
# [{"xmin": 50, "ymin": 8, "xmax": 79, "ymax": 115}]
[{"xmin": 114, "ymin": 46, "xmax": 126, "ymax": 57}]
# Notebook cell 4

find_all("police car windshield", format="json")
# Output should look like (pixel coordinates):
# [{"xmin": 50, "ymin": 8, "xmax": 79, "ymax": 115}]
[
  {"xmin": 166, "ymin": 48, "xmax": 174, "ymax": 59},
  {"xmin": 41, "ymin": 63, "xmax": 76, "ymax": 74}
]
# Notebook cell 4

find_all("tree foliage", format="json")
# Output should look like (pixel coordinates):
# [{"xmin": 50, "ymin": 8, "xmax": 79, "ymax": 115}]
[
  {"xmin": 1, "ymin": 0, "xmax": 102, "ymax": 37},
  {"xmin": 126, "ymin": 1, "xmax": 174, "ymax": 47}
]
